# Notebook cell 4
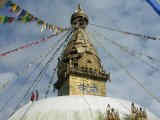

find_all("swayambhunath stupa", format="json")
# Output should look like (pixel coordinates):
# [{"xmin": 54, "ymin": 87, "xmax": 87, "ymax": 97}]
[{"xmin": 0, "ymin": 0, "xmax": 160, "ymax": 120}]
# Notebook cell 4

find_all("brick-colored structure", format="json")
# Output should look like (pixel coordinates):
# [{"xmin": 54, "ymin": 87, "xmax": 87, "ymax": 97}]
[{"xmin": 54, "ymin": 4, "xmax": 110, "ymax": 96}]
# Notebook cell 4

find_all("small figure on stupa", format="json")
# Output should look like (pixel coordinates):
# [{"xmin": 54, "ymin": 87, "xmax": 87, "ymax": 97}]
[
  {"xmin": 105, "ymin": 104, "xmax": 120, "ymax": 120},
  {"xmin": 130, "ymin": 103, "xmax": 148, "ymax": 120},
  {"xmin": 131, "ymin": 102, "xmax": 138, "ymax": 113}
]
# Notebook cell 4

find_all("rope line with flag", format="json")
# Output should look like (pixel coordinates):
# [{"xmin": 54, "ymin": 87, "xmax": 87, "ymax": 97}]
[
  {"xmin": 90, "ymin": 23, "xmax": 160, "ymax": 41},
  {"xmin": 95, "ymin": 35, "xmax": 160, "ymax": 105},
  {"xmin": 0, "ymin": 32, "xmax": 65, "ymax": 57},
  {"xmin": 88, "ymin": 30, "xmax": 132, "ymax": 114},
  {"xmin": 0, "ymin": 0, "xmax": 69, "ymax": 33},
  {"xmin": 45, "ymin": 68, "xmax": 57, "ymax": 98},
  {"xmin": 0, "ymin": 31, "xmax": 70, "ymax": 115},
  {"xmin": 0, "ymin": 16, "xmax": 15, "ymax": 23},
  {"xmin": 146, "ymin": 0, "xmax": 160, "ymax": 15},
  {"xmin": 93, "ymin": 30, "xmax": 160, "ymax": 71},
  {"xmin": 8, "ymin": 31, "xmax": 73, "ymax": 118}
]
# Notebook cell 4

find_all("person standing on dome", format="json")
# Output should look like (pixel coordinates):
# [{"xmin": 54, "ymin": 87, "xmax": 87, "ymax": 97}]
[
  {"xmin": 35, "ymin": 90, "xmax": 39, "ymax": 101},
  {"xmin": 131, "ymin": 102, "xmax": 138, "ymax": 113},
  {"xmin": 30, "ymin": 91, "xmax": 35, "ymax": 102},
  {"xmin": 30, "ymin": 90, "xmax": 39, "ymax": 102},
  {"xmin": 115, "ymin": 111, "xmax": 120, "ymax": 120},
  {"xmin": 131, "ymin": 103, "xmax": 138, "ymax": 120},
  {"xmin": 106, "ymin": 104, "xmax": 111, "ymax": 111},
  {"xmin": 105, "ymin": 104, "xmax": 111, "ymax": 120},
  {"xmin": 142, "ymin": 109, "xmax": 147, "ymax": 120},
  {"xmin": 111, "ymin": 108, "xmax": 116, "ymax": 120}
]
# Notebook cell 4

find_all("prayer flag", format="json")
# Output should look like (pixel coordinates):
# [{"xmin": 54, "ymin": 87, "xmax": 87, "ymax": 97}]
[
  {"xmin": 49, "ymin": 25, "xmax": 54, "ymax": 32},
  {"xmin": 7, "ymin": 17, "xmax": 15, "ymax": 23},
  {"xmin": 10, "ymin": 4, "xmax": 17, "ymax": 12},
  {"xmin": 0, "ymin": 16, "xmax": 7, "ymax": 23},
  {"xmin": 5, "ymin": 0, "xmax": 13, "ymax": 7},
  {"xmin": 41, "ymin": 23, "xmax": 46, "ymax": 32},
  {"xmin": 18, "ymin": 9, "xmax": 27, "ymax": 18},
  {"xmin": 146, "ymin": 0, "xmax": 160, "ymax": 15},
  {"xmin": 0, "ymin": 16, "xmax": 15, "ymax": 24},
  {"xmin": 13, "ymin": 5, "xmax": 21, "ymax": 13},
  {"xmin": 21, "ymin": 13, "xmax": 34, "ymax": 23},
  {"xmin": 37, "ymin": 19, "xmax": 44, "ymax": 25}
]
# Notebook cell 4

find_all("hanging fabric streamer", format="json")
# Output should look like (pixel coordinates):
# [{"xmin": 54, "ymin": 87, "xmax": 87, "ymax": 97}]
[
  {"xmin": 95, "ymin": 35, "xmax": 160, "ymax": 104},
  {"xmin": 40, "ymin": 23, "xmax": 47, "ymax": 32},
  {"xmin": 2, "ymin": 0, "xmax": 69, "ymax": 33},
  {"xmin": 94, "ymin": 30, "xmax": 159, "ymax": 71},
  {"xmin": 17, "ymin": 13, "xmax": 36, "ymax": 23},
  {"xmin": 10, "ymin": 3, "xmax": 19, "ymax": 12},
  {"xmin": 49, "ymin": 24, "xmax": 54, "ymax": 32},
  {"xmin": 0, "ymin": 32, "xmax": 63, "ymax": 57},
  {"xmin": 0, "ymin": 16, "xmax": 15, "ymax": 24},
  {"xmin": 90, "ymin": 23, "xmax": 160, "ymax": 41},
  {"xmin": 146, "ymin": 0, "xmax": 160, "ymax": 16}
]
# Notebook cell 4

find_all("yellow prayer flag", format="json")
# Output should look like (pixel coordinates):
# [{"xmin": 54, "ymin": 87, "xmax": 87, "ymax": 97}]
[
  {"xmin": 0, "ymin": 16, "xmax": 3, "ymax": 23},
  {"xmin": 0, "ymin": 16, "xmax": 6, "ymax": 23},
  {"xmin": 11, "ymin": 4, "xmax": 18, "ymax": 12},
  {"xmin": 54, "ymin": 27, "xmax": 58, "ymax": 34},
  {"xmin": 46, "ymin": 23, "xmax": 49, "ymax": 30},
  {"xmin": 40, "ymin": 26, "xmax": 44, "ymax": 32},
  {"xmin": 40, "ymin": 23, "xmax": 47, "ymax": 32},
  {"xmin": 43, "ymin": 23, "xmax": 47, "ymax": 30},
  {"xmin": 50, "ymin": 25, "xmax": 55, "ymax": 32},
  {"xmin": 48, "ymin": 25, "xmax": 53, "ymax": 32},
  {"xmin": 41, "ymin": 24, "xmax": 46, "ymax": 32}
]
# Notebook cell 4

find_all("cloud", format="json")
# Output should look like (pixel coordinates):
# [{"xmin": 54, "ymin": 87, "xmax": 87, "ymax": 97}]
[
  {"xmin": 150, "ymin": 100, "xmax": 160, "ymax": 117},
  {"xmin": 0, "ymin": 72, "xmax": 17, "ymax": 92}
]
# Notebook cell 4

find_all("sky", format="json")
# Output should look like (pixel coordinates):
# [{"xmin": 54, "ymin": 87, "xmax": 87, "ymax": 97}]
[{"xmin": 0, "ymin": 0, "xmax": 160, "ymax": 119}]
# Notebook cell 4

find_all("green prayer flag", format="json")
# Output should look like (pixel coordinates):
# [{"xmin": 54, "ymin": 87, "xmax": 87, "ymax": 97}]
[
  {"xmin": 37, "ymin": 19, "xmax": 44, "ymax": 25},
  {"xmin": 24, "ymin": 16, "xmax": 31, "ymax": 23},
  {"xmin": 0, "ymin": 16, "xmax": 7, "ymax": 24}
]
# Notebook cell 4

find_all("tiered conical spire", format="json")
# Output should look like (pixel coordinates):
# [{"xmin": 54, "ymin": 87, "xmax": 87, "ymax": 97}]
[{"xmin": 54, "ymin": 5, "xmax": 110, "ymax": 96}]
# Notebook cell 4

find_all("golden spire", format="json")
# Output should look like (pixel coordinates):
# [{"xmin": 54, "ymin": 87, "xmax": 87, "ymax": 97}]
[
  {"xmin": 71, "ymin": 4, "xmax": 89, "ymax": 29},
  {"xmin": 77, "ymin": 4, "xmax": 81, "ymax": 12},
  {"xmin": 54, "ymin": 5, "xmax": 110, "ymax": 96}
]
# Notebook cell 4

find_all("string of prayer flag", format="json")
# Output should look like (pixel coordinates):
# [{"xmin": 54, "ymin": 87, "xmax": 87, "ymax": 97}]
[{"xmin": 1, "ymin": 0, "xmax": 69, "ymax": 34}]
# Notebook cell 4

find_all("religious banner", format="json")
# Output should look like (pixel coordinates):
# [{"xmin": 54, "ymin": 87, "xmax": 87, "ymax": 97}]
[
  {"xmin": 0, "ymin": 0, "xmax": 69, "ymax": 33},
  {"xmin": 0, "ymin": 16, "xmax": 15, "ymax": 24},
  {"xmin": 146, "ymin": 0, "xmax": 160, "ymax": 15},
  {"xmin": 0, "ymin": 33, "xmax": 60, "ymax": 57},
  {"xmin": 17, "ymin": 11, "xmax": 36, "ymax": 23}
]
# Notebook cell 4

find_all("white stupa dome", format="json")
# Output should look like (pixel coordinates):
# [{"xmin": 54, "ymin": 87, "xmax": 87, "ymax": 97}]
[{"xmin": 9, "ymin": 95, "xmax": 159, "ymax": 120}]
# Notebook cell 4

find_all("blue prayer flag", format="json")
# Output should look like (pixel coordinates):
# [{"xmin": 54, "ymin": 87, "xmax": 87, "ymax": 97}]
[
  {"xmin": 18, "ymin": 10, "xmax": 27, "ymax": 18},
  {"xmin": 146, "ymin": 0, "xmax": 160, "ymax": 15},
  {"xmin": 5, "ymin": 0, "xmax": 12, "ymax": 8}
]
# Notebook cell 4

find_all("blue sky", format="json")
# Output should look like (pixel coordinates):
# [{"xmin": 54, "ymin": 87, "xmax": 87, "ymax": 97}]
[{"xmin": 0, "ymin": 0, "xmax": 160, "ymax": 119}]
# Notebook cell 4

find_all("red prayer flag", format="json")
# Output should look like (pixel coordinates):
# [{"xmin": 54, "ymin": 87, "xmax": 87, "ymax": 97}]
[{"xmin": 8, "ymin": 17, "xmax": 15, "ymax": 23}]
